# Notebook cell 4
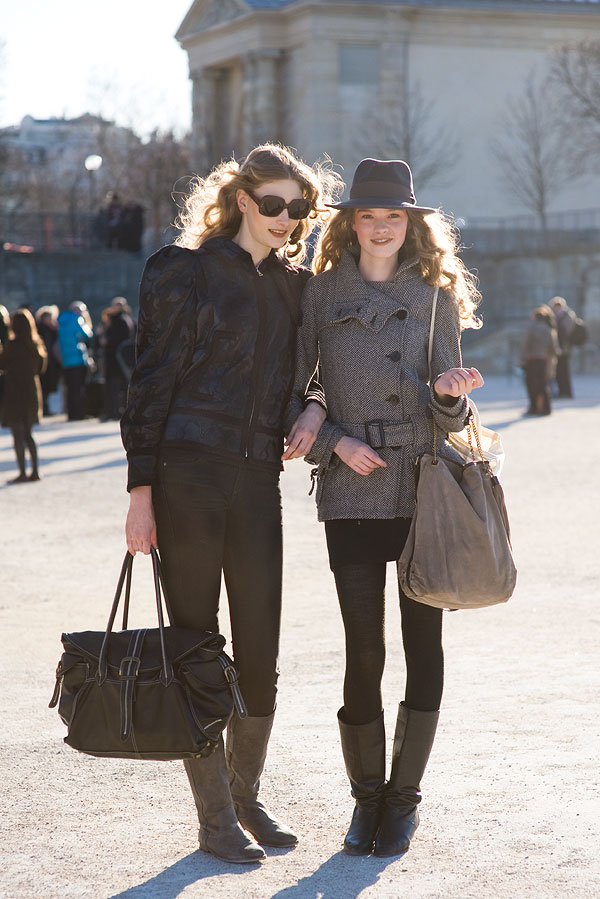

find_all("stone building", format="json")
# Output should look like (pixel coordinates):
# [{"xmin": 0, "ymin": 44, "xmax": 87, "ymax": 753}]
[{"xmin": 176, "ymin": 0, "xmax": 600, "ymax": 222}]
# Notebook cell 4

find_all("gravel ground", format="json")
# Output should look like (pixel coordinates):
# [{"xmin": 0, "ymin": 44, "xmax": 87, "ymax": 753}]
[{"xmin": 0, "ymin": 375, "xmax": 598, "ymax": 899}]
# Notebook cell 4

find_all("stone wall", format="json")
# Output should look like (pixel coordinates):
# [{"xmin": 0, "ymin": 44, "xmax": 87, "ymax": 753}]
[{"xmin": 0, "ymin": 249, "xmax": 145, "ymax": 321}]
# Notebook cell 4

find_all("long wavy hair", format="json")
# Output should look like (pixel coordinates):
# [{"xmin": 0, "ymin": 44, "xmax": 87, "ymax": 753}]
[
  {"xmin": 174, "ymin": 144, "xmax": 342, "ymax": 265},
  {"xmin": 314, "ymin": 207, "xmax": 481, "ymax": 329},
  {"xmin": 10, "ymin": 308, "xmax": 47, "ymax": 354}
]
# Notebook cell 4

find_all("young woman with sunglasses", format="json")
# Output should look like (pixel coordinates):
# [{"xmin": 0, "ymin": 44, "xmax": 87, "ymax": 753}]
[
  {"xmin": 284, "ymin": 158, "xmax": 483, "ymax": 858},
  {"xmin": 122, "ymin": 144, "xmax": 336, "ymax": 864}
]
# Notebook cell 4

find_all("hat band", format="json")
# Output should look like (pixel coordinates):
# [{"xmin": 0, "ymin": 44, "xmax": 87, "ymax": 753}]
[{"xmin": 350, "ymin": 180, "xmax": 416, "ymax": 203}]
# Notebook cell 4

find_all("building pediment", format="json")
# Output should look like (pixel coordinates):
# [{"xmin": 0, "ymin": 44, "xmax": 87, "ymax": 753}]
[{"xmin": 176, "ymin": 0, "xmax": 252, "ymax": 40}]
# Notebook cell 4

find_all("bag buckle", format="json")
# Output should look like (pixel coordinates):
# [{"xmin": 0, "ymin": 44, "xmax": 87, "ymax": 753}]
[
  {"xmin": 119, "ymin": 656, "xmax": 141, "ymax": 677},
  {"xmin": 365, "ymin": 420, "xmax": 386, "ymax": 448}
]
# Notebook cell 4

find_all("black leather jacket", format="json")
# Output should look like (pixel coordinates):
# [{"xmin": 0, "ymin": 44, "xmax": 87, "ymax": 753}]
[{"xmin": 121, "ymin": 238, "xmax": 313, "ymax": 490}]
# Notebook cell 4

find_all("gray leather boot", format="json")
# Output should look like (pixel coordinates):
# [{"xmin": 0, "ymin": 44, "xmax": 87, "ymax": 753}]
[
  {"xmin": 226, "ymin": 712, "xmax": 298, "ymax": 848},
  {"xmin": 374, "ymin": 703, "xmax": 439, "ymax": 857},
  {"xmin": 184, "ymin": 737, "xmax": 266, "ymax": 864},
  {"xmin": 338, "ymin": 709, "xmax": 386, "ymax": 855}
]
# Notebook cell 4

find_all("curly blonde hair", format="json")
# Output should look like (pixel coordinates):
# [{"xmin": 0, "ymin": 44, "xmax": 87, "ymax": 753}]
[
  {"xmin": 174, "ymin": 144, "xmax": 342, "ymax": 265},
  {"xmin": 314, "ymin": 208, "xmax": 481, "ymax": 329}
]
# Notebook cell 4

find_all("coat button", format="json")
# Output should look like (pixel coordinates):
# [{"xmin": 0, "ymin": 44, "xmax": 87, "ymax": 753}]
[
  {"xmin": 386, "ymin": 351, "xmax": 402, "ymax": 362},
  {"xmin": 395, "ymin": 310, "xmax": 407, "ymax": 320},
  {"xmin": 386, "ymin": 394, "xmax": 400, "ymax": 406}
]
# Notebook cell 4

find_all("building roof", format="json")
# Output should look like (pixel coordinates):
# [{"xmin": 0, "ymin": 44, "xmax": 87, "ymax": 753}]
[
  {"xmin": 242, "ymin": 0, "xmax": 599, "ymax": 6},
  {"xmin": 242, "ymin": 0, "xmax": 598, "ymax": 5},
  {"xmin": 176, "ymin": 0, "xmax": 598, "ymax": 44}
]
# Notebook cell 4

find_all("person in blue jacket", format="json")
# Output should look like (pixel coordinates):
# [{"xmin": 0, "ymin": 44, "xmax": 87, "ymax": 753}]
[{"xmin": 57, "ymin": 301, "xmax": 93, "ymax": 420}]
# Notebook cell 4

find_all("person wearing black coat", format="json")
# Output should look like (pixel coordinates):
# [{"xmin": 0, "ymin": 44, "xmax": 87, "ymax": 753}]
[
  {"xmin": 35, "ymin": 305, "xmax": 62, "ymax": 415},
  {"xmin": 121, "ymin": 144, "xmax": 337, "ymax": 865},
  {"xmin": 102, "ymin": 298, "xmax": 135, "ymax": 419}
]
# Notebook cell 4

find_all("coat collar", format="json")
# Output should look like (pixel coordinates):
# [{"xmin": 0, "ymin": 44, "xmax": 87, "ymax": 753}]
[
  {"xmin": 331, "ymin": 248, "xmax": 421, "ymax": 331},
  {"xmin": 201, "ymin": 236, "xmax": 288, "ymax": 274}
]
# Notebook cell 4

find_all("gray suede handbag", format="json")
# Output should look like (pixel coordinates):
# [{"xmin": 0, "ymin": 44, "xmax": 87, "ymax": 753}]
[{"xmin": 397, "ymin": 288, "xmax": 517, "ymax": 610}]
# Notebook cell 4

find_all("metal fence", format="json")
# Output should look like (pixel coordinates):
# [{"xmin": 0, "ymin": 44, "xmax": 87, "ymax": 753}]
[
  {"xmin": 1, "ymin": 211, "xmax": 97, "ymax": 251},
  {"xmin": 459, "ymin": 209, "xmax": 600, "ymax": 256}
]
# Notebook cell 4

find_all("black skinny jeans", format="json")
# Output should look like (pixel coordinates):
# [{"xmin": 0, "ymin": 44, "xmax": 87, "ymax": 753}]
[
  {"xmin": 333, "ymin": 562, "xmax": 444, "ymax": 725},
  {"xmin": 153, "ymin": 453, "xmax": 283, "ymax": 717}
]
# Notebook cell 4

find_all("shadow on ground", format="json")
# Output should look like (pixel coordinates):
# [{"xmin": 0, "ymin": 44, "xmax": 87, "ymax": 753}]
[{"xmin": 106, "ymin": 849, "xmax": 399, "ymax": 899}]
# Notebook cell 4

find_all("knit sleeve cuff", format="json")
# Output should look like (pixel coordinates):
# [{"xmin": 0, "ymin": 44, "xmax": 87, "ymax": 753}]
[
  {"xmin": 305, "ymin": 420, "xmax": 346, "ymax": 469},
  {"xmin": 429, "ymin": 380, "xmax": 469, "ymax": 433}
]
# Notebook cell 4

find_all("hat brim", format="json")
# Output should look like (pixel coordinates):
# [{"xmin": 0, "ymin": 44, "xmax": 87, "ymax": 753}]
[{"xmin": 326, "ymin": 198, "xmax": 437, "ymax": 213}]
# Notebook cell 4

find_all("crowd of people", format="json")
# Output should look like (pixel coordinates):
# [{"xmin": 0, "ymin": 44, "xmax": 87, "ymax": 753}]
[
  {"xmin": 520, "ymin": 295, "xmax": 586, "ymax": 416},
  {"xmin": 0, "ymin": 296, "xmax": 136, "ymax": 482}
]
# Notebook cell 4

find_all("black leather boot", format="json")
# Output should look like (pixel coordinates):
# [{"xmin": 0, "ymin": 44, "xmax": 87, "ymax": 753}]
[
  {"xmin": 226, "ymin": 712, "xmax": 298, "ymax": 848},
  {"xmin": 184, "ymin": 737, "xmax": 266, "ymax": 864},
  {"xmin": 374, "ymin": 703, "xmax": 439, "ymax": 857},
  {"xmin": 338, "ymin": 709, "xmax": 386, "ymax": 855}
]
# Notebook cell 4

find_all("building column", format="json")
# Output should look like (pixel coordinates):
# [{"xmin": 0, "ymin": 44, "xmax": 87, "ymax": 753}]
[
  {"xmin": 242, "ymin": 50, "xmax": 281, "ymax": 150},
  {"xmin": 191, "ymin": 68, "xmax": 221, "ymax": 173}
]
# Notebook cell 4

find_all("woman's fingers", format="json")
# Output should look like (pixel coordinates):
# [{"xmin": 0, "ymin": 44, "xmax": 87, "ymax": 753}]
[
  {"xmin": 125, "ymin": 501, "xmax": 157, "ymax": 556},
  {"xmin": 282, "ymin": 429, "xmax": 313, "ymax": 460},
  {"xmin": 435, "ymin": 367, "xmax": 485, "ymax": 398},
  {"xmin": 347, "ymin": 445, "xmax": 387, "ymax": 475},
  {"xmin": 467, "ymin": 367, "xmax": 485, "ymax": 388}
]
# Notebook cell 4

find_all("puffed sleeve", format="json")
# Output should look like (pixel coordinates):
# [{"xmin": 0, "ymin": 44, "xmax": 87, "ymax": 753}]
[
  {"xmin": 284, "ymin": 278, "xmax": 346, "ymax": 468},
  {"xmin": 121, "ymin": 245, "xmax": 199, "ymax": 491},
  {"xmin": 428, "ymin": 288, "xmax": 469, "ymax": 433}
]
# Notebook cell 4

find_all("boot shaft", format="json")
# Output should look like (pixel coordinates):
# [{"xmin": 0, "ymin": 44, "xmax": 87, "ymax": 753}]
[
  {"xmin": 338, "ymin": 709, "xmax": 386, "ymax": 802},
  {"xmin": 387, "ymin": 703, "xmax": 439, "ymax": 808},
  {"xmin": 226, "ymin": 711, "xmax": 275, "ymax": 803},
  {"xmin": 183, "ymin": 737, "xmax": 237, "ymax": 827}
]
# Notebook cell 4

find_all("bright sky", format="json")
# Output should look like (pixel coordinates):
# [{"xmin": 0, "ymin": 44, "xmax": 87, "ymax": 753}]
[{"xmin": 0, "ymin": 0, "xmax": 193, "ymax": 136}]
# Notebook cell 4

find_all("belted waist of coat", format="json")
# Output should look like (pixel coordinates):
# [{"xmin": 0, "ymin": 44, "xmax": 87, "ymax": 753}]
[{"xmin": 340, "ymin": 419, "xmax": 416, "ymax": 448}]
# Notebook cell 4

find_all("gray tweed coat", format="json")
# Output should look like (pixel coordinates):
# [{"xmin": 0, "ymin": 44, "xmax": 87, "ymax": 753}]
[{"xmin": 285, "ymin": 248, "xmax": 469, "ymax": 520}]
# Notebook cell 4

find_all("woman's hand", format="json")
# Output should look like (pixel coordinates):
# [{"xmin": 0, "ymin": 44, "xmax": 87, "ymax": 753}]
[
  {"xmin": 433, "ymin": 367, "xmax": 484, "ymax": 402},
  {"xmin": 334, "ymin": 436, "xmax": 387, "ymax": 476},
  {"xmin": 125, "ymin": 486, "xmax": 157, "ymax": 555},
  {"xmin": 282, "ymin": 401, "xmax": 327, "ymax": 460}
]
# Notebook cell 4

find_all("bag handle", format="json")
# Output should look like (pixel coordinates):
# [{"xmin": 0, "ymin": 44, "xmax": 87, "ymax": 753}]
[
  {"xmin": 97, "ymin": 548, "xmax": 173, "ymax": 687},
  {"xmin": 427, "ymin": 286, "xmax": 481, "ymax": 465}
]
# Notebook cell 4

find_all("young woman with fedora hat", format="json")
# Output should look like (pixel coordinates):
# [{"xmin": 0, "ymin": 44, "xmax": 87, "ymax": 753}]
[
  {"xmin": 122, "ymin": 144, "xmax": 335, "ymax": 864},
  {"xmin": 284, "ymin": 158, "xmax": 483, "ymax": 857}
]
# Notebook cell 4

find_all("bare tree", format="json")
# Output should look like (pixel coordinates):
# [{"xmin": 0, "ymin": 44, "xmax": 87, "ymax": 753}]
[
  {"xmin": 126, "ymin": 130, "xmax": 192, "ymax": 244},
  {"xmin": 366, "ymin": 80, "xmax": 461, "ymax": 190},
  {"xmin": 492, "ymin": 73, "xmax": 572, "ymax": 229},
  {"xmin": 550, "ymin": 39, "xmax": 600, "ymax": 172}
]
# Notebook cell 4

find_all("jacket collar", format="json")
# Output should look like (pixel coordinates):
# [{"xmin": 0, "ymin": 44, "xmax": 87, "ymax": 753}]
[{"xmin": 201, "ymin": 236, "xmax": 283, "ymax": 273}]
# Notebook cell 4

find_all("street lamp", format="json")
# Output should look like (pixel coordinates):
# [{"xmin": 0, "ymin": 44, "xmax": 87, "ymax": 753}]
[{"xmin": 84, "ymin": 154, "xmax": 103, "ymax": 247}]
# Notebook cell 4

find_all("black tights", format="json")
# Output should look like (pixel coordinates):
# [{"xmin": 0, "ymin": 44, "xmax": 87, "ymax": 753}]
[
  {"xmin": 334, "ymin": 562, "xmax": 443, "ymax": 725},
  {"xmin": 11, "ymin": 423, "xmax": 38, "ymax": 476}
]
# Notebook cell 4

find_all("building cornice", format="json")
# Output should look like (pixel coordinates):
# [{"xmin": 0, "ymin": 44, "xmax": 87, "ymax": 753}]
[{"xmin": 176, "ymin": 0, "xmax": 598, "ymax": 46}]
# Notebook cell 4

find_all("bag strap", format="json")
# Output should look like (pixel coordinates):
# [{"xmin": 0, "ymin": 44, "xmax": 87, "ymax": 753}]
[
  {"xmin": 427, "ymin": 287, "xmax": 440, "ymax": 462},
  {"xmin": 427, "ymin": 285, "xmax": 481, "ymax": 465},
  {"xmin": 97, "ymin": 548, "xmax": 173, "ymax": 687},
  {"xmin": 119, "ymin": 627, "xmax": 147, "ymax": 741},
  {"xmin": 427, "ymin": 285, "xmax": 440, "ymax": 383}
]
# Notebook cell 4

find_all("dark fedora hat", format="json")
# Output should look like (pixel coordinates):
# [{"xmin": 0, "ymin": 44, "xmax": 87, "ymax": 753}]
[{"xmin": 328, "ymin": 158, "xmax": 437, "ymax": 212}]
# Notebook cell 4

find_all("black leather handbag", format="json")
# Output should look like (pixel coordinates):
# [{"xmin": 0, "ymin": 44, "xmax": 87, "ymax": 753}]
[{"xmin": 49, "ymin": 547, "xmax": 246, "ymax": 760}]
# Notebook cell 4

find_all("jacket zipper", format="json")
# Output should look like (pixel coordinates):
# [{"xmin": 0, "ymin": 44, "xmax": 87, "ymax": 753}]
[{"xmin": 241, "ymin": 265, "xmax": 269, "ymax": 459}]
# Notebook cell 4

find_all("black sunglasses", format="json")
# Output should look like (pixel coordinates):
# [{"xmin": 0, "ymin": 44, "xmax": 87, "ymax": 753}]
[{"xmin": 247, "ymin": 191, "xmax": 312, "ymax": 220}]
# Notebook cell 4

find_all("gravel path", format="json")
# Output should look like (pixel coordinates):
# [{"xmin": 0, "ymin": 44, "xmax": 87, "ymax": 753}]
[{"xmin": 1, "ymin": 376, "xmax": 598, "ymax": 899}]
